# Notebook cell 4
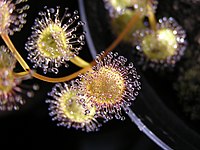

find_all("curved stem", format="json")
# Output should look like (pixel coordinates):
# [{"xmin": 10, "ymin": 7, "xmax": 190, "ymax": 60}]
[
  {"xmin": 14, "ymin": 71, "xmax": 30, "ymax": 77},
  {"xmin": 147, "ymin": 0, "xmax": 157, "ymax": 31},
  {"xmin": 32, "ymin": 65, "xmax": 92, "ymax": 83},
  {"xmin": 1, "ymin": 33, "xmax": 90, "ymax": 68},
  {"xmin": 27, "ymin": 9, "xmax": 141, "ymax": 82},
  {"xmin": 1, "ymin": 9, "xmax": 141, "ymax": 83},
  {"xmin": 1, "ymin": 33, "xmax": 91, "ymax": 82},
  {"xmin": 70, "ymin": 56, "xmax": 91, "ymax": 68},
  {"xmin": 102, "ymin": 12, "xmax": 141, "ymax": 59},
  {"xmin": 1, "ymin": 34, "xmax": 30, "ymax": 71}
]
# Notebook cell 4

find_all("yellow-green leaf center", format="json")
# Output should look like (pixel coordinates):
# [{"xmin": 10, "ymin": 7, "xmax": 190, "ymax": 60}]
[
  {"xmin": 86, "ymin": 66, "xmax": 125, "ymax": 105},
  {"xmin": 59, "ymin": 91, "xmax": 96, "ymax": 123},
  {"xmin": 37, "ymin": 23, "xmax": 68, "ymax": 58},
  {"xmin": 142, "ymin": 29, "xmax": 177, "ymax": 60}
]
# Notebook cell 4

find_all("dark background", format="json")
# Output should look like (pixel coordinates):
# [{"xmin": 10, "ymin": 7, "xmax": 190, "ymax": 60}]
[{"xmin": 0, "ymin": 0, "xmax": 161, "ymax": 150}]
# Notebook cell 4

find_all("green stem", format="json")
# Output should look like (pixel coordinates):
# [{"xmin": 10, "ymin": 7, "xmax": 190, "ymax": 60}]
[
  {"xmin": 1, "ymin": 10, "xmax": 141, "ymax": 83},
  {"xmin": 70, "ymin": 56, "xmax": 91, "ymax": 68},
  {"xmin": 147, "ymin": 0, "xmax": 157, "ymax": 31}
]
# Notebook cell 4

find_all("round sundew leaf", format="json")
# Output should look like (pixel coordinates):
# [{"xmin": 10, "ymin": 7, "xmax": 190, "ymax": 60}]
[
  {"xmin": 26, "ymin": 7, "xmax": 85, "ymax": 73},
  {"xmin": 142, "ymin": 28, "xmax": 177, "ymax": 60},
  {"xmin": 79, "ymin": 52, "xmax": 141, "ymax": 120},
  {"xmin": 47, "ymin": 82, "xmax": 101, "ymax": 132}
]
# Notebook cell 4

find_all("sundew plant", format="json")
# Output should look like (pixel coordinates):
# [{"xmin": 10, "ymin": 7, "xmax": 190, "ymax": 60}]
[
  {"xmin": 0, "ymin": 0, "xmax": 141, "ymax": 131},
  {"xmin": 0, "ymin": 0, "xmax": 188, "ymax": 149}
]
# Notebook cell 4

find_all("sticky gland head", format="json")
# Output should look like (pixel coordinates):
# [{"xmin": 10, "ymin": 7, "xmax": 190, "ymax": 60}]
[
  {"xmin": 142, "ymin": 28, "xmax": 177, "ymax": 60},
  {"xmin": 134, "ymin": 17, "xmax": 187, "ymax": 69}
]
